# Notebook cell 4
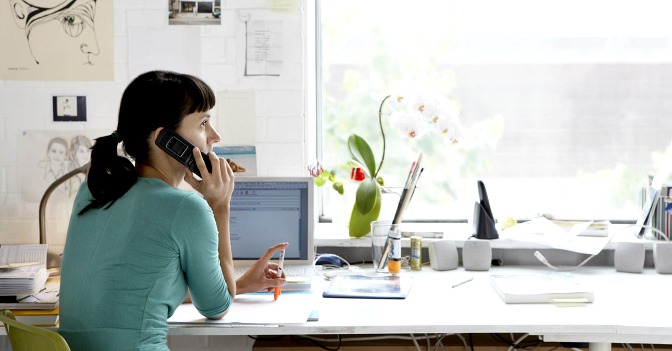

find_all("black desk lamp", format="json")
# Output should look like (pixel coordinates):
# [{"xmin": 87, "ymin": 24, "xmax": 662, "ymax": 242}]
[{"xmin": 39, "ymin": 162, "xmax": 90, "ymax": 268}]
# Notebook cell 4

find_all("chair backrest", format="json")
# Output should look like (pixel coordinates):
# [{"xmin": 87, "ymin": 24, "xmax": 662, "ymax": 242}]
[{"xmin": 0, "ymin": 309, "xmax": 70, "ymax": 351}]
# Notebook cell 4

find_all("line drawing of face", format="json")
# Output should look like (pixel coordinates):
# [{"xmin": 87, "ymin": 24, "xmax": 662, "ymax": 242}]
[
  {"xmin": 9, "ymin": 0, "xmax": 100, "ymax": 65},
  {"xmin": 47, "ymin": 137, "xmax": 67, "ymax": 163},
  {"xmin": 41, "ymin": 137, "xmax": 68, "ymax": 181},
  {"xmin": 70, "ymin": 135, "xmax": 92, "ymax": 167}
]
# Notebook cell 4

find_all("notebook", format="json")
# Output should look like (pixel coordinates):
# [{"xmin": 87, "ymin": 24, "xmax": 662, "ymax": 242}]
[
  {"xmin": 231, "ymin": 177, "xmax": 315, "ymax": 291},
  {"xmin": 490, "ymin": 273, "xmax": 594, "ymax": 304}
]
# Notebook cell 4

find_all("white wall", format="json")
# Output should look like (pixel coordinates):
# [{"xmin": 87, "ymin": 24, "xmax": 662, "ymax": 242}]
[{"xmin": 0, "ymin": 0, "xmax": 309, "ymax": 247}]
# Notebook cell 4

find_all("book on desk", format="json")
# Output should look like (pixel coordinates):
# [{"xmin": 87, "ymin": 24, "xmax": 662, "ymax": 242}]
[
  {"xmin": 490, "ymin": 273, "xmax": 594, "ymax": 304},
  {"xmin": 8, "ymin": 306, "xmax": 59, "ymax": 326}
]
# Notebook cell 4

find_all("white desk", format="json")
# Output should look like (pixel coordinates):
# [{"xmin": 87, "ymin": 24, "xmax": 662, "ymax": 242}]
[{"xmin": 168, "ymin": 266, "xmax": 672, "ymax": 350}]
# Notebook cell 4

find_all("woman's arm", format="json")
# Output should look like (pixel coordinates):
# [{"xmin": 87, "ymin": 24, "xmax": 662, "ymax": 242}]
[{"xmin": 190, "ymin": 149, "xmax": 237, "ymax": 297}]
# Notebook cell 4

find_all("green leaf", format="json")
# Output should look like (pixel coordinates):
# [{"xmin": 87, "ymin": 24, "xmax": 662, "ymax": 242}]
[
  {"xmin": 348, "ymin": 190, "xmax": 382, "ymax": 238},
  {"xmin": 332, "ymin": 182, "xmax": 344, "ymax": 195},
  {"xmin": 314, "ymin": 174, "xmax": 327, "ymax": 186},
  {"xmin": 355, "ymin": 179, "xmax": 379, "ymax": 214},
  {"xmin": 347, "ymin": 134, "xmax": 377, "ymax": 177}
]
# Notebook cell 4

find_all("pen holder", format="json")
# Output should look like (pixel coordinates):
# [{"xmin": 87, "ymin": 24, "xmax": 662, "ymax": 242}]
[{"xmin": 473, "ymin": 202, "xmax": 498, "ymax": 240}]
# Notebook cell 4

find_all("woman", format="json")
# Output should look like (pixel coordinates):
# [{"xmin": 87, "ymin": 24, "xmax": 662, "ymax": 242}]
[{"xmin": 59, "ymin": 70, "xmax": 287, "ymax": 350}]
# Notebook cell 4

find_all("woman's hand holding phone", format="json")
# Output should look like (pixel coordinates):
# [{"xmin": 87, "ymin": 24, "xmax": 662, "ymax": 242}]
[{"xmin": 183, "ymin": 147, "xmax": 234, "ymax": 209}]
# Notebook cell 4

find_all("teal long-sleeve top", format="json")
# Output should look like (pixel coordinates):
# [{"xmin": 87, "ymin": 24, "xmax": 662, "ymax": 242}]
[{"xmin": 59, "ymin": 178, "xmax": 232, "ymax": 351}]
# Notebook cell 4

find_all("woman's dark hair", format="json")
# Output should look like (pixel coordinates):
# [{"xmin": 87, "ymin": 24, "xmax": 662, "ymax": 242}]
[{"xmin": 79, "ymin": 70, "xmax": 216, "ymax": 215}]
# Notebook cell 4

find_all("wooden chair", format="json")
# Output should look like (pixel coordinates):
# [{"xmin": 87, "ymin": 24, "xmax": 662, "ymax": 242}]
[{"xmin": 0, "ymin": 309, "xmax": 70, "ymax": 351}]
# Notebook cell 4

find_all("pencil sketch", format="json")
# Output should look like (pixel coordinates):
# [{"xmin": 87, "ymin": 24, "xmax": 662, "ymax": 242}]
[
  {"xmin": 38, "ymin": 136, "xmax": 69, "ymax": 195},
  {"xmin": 20, "ymin": 131, "xmax": 100, "ymax": 203},
  {"xmin": 36, "ymin": 135, "xmax": 92, "ymax": 196},
  {"xmin": 67, "ymin": 135, "xmax": 92, "ymax": 192},
  {"xmin": 8, "ymin": 0, "xmax": 100, "ymax": 66}
]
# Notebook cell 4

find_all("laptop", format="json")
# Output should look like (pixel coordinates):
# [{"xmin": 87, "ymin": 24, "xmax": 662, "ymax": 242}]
[{"xmin": 230, "ymin": 176, "xmax": 315, "ymax": 291}]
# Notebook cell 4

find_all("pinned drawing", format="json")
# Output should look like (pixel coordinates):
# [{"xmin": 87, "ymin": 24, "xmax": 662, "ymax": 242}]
[
  {"xmin": 0, "ymin": 0, "xmax": 113, "ymax": 80},
  {"xmin": 68, "ymin": 135, "xmax": 92, "ymax": 189},
  {"xmin": 20, "ymin": 131, "xmax": 100, "ymax": 203},
  {"xmin": 39, "ymin": 137, "xmax": 69, "ymax": 183}
]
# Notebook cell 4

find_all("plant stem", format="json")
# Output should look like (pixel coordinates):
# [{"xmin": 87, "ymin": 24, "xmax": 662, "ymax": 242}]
[{"xmin": 375, "ymin": 95, "xmax": 391, "ymax": 178}]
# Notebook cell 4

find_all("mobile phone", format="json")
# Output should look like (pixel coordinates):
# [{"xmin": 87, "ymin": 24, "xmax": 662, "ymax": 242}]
[{"xmin": 155, "ymin": 129, "xmax": 212, "ymax": 177}]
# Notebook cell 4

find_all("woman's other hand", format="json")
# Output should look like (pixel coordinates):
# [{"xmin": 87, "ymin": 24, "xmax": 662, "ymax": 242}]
[{"xmin": 236, "ymin": 242, "xmax": 289, "ymax": 294}]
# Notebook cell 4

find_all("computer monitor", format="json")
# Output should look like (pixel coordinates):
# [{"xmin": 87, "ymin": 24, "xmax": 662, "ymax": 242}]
[{"xmin": 229, "ymin": 176, "xmax": 315, "ymax": 266}]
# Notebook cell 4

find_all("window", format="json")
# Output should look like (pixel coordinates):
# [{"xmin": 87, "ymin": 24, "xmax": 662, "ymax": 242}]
[{"xmin": 317, "ymin": 0, "xmax": 672, "ymax": 222}]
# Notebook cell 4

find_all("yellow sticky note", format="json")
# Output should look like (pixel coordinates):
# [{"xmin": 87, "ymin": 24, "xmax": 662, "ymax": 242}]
[{"xmin": 269, "ymin": 0, "xmax": 299, "ymax": 13}]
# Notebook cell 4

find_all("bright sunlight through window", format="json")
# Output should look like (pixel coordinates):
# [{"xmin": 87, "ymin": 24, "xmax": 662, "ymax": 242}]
[{"xmin": 317, "ymin": 0, "xmax": 672, "ymax": 223}]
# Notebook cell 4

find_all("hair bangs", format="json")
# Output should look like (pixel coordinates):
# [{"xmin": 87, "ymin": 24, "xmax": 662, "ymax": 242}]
[{"xmin": 180, "ymin": 74, "xmax": 216, "ymax": 116}]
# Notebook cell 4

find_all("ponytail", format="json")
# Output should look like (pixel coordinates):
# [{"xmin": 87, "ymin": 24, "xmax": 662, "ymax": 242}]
[{"xmin": 78, "ymin": 132, "xmax": 137, "ymax": 215}]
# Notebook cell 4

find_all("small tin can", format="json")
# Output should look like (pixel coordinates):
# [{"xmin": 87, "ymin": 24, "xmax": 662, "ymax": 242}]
[{"xmin": 410, "ymin": 236, "xmax": 422, "ymax": 271}]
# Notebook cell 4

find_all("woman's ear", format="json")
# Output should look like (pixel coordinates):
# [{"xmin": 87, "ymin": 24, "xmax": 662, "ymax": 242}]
[
  {"xmin": 152, "ymin": 127, "xmax": 164, "ymax": 142},
  {"xmin": 9, "ymin": 0, "xmax": 30, "ymax": 28},
  {"xmin": 149, "ymin": 127, "xmax": 165, "ymax": 153}
]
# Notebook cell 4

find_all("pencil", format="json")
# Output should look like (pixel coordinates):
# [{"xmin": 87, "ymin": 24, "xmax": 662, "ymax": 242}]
[{"xmin": 274, "ymin": 249, "xmax": 285, "ymax": 300}]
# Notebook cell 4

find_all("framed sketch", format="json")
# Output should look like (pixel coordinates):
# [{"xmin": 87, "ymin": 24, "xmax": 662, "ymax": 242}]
[
  {"xmin": 0, "ymin": 0, "xmax": 113, "ymax": 81},
  {"xmin": 53, "ymin": 96, "xmax": 87, "ymax": 122}
]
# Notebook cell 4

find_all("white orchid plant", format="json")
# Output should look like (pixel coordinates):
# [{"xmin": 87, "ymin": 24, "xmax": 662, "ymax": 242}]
[{"xmin": 313, "ymin": 91, "xmax": 463, "ymax": 237}]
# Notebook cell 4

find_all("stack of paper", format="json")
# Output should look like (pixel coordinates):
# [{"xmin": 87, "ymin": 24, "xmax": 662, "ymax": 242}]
[
  {"xmin": 0, "ymin": 245, "xmax": 49, "ymax": 297},
  {"xmin": 0, "ymin": 276, "xmax": 60, "ymax": 310}
]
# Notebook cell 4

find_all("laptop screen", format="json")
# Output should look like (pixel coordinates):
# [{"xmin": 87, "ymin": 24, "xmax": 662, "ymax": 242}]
[{"xmin": 230, "ymin": 177, "xmax": 314, "ymax": 264}]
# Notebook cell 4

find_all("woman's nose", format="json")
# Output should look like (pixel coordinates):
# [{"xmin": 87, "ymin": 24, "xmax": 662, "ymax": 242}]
[{"xmin": 209, "ymin": 126, "xmax": 221, "ymax": 144}]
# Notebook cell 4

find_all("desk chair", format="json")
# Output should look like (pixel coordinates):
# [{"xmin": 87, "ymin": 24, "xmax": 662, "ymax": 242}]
[{"xmin": 0, "ymin": 309, "xmax": 70, "ymax": 351}]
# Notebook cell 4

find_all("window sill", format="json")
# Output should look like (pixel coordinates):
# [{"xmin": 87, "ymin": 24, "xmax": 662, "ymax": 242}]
[{"xmin": 314, "ymin": 222, "xmax": 654, "ymax": 251}]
